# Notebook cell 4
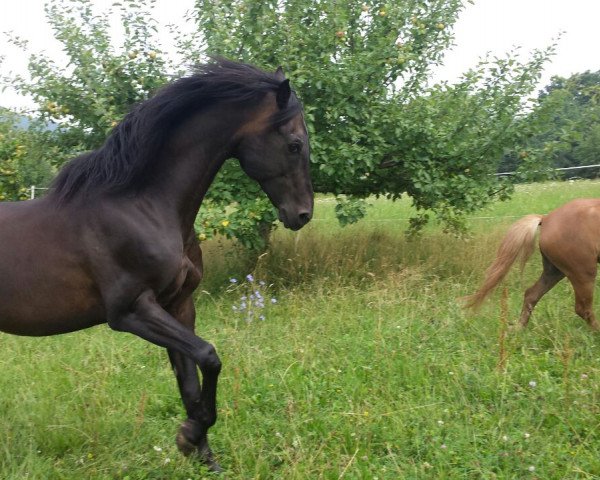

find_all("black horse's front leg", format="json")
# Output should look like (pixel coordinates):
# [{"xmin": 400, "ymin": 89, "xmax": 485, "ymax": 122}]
[{"xmin": 108, "ymin": 290, "xmax": 222, "ymax": 472}]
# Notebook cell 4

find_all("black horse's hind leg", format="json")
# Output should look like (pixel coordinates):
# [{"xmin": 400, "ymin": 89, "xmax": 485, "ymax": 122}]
[
  {"xmin": 167, "ymin": 297, "xmax": 222, "ymax": 472},
  {"xmin": 169, "ymin": 348, "xmax": 222, "ymax": 471},
  {"xmin": 108, "ymin": 290, "xmax": 222, "ymax": 470},
  {"xmin": 519, "ymin": 254, "xmax": 564, "ymax": 327}
]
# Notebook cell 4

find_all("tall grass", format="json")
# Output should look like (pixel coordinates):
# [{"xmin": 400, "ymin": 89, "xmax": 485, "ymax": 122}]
[
  {"xmin": 1, "ymin": 180, "xmax": 599, "ymax": 479},
  {"xmin": 202, "ymin": 179, "xmax": 600, "ymax": 292}
]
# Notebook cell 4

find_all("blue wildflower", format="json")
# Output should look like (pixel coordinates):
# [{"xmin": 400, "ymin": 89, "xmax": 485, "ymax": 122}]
[{"xmin": 230, "ymin": 275, "xmax": 277, "ymax": 324}]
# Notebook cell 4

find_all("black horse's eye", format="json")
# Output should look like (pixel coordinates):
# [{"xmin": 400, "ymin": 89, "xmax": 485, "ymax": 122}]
[{"xmin": 288, "ymin": 142, "xmax": 302, "ymax": 153}]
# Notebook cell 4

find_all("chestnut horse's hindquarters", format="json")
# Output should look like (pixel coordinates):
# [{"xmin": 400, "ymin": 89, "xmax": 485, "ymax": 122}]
[{"xmin": 463, "ymin": 214, "xmax": 543, "ymax": 310}]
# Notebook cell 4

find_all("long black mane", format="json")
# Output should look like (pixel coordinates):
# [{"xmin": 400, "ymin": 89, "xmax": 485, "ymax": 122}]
[{"xmin": 50, "ymin": 58, "xmax": 302, "ymax": 203}]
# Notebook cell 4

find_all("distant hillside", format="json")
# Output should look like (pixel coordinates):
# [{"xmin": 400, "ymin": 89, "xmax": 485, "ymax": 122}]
[{"xmin": 0, "ymin": 108, "xmax": 57, "ymax": 131}]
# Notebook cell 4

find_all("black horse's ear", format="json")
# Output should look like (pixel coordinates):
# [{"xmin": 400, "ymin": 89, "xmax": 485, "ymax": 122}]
[
  {"xmin": 276, "ymin": 79, "xmax": 291, "ymax": 109},
  {"xmin": 274, "ymin": 66, "xmax": 286, "ymax": 81}
]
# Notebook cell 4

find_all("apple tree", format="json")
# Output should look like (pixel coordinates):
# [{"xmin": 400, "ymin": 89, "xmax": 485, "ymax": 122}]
[
  {"xmin": 189, "ymin": 0, "xmax": 555, "ymax": 232},
  {"xmin": 3, "ymin": 0, "xmax": 556, "ymax": 245}
]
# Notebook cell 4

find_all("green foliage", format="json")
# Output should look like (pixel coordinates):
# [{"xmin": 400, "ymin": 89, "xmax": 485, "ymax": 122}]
[
  {"xmin": 1, "ymin": 0, "xmax": 174, "ymax": 196},
  {"xmin": 576, "ymin": 121, "xmax": 600, "ymax": 166},
  {"xmin": 189, "ymin": 0, "xmax": 555, "ymax": 233},
  {"xmin": 0, "ymin": 110, "xmax": 55, "ymax": 200},
  {"xmin": 195, "ymin": 161, "xmax": 279, "ymax": 250},
  {"xmin": 334, "ymin": 195, "xmax": 369, "ymax": 227},
  {"xmin": 518, "ymin": 70, "xmax": 600, "ymax": 178},
  {"xmin": 0, "ymin": 113, "xmax": 24, "ymax": 201},
  {"xmin": 5, "ymin": 0, "xmax": 171, "ymax": 151},
  {"xmin": 380, "ymin": 50, "xmax": 552, "ymax": 231}
]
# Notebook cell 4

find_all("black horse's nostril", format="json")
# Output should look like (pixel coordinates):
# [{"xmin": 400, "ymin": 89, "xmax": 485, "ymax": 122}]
[{"xmin": 298, "ymin": 212, "xmax": 311, "ymax": 225}]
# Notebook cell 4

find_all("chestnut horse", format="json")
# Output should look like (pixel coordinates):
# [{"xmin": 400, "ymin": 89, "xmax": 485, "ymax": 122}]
[
  {"xmin": 465, "ymin": 198, "xmax": 600, "ymax": 331},
  {"xmin": 0, "ymin": 59, "xmax": 313, "ymax": 471}
]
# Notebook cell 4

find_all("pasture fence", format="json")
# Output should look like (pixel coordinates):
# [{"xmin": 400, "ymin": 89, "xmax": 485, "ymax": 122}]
[
  {"xmin": 29, "ymin": 185, "xmax": 50, "ymax": 199},
  {"xmin": 495, "ymin": 163, "xmax": 600, "ymax": 177}
]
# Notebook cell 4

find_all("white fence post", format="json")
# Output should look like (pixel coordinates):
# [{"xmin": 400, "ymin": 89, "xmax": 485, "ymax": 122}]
[{"xmin": 30, "ymin": 185, "xmax": 35, "ymax": 200}]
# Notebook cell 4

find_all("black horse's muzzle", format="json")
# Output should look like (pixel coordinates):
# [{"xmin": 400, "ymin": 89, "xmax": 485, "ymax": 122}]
[{"xmin": 279, "ymin": 207, "xmax": 312, "ymax": 231}]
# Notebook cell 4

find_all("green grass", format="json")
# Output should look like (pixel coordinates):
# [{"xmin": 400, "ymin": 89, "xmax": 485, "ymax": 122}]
[{"xmin": 1, "ymin": 180, "xmax": 600, "ymax": 479}]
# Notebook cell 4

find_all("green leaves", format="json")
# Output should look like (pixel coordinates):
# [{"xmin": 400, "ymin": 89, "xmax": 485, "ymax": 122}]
[
  {"xmin": 334, "ymin": 196, "xmax": 369, "ymax": 227},
  {"xmin": 4, "ymin": 0, "xmax": 171, "ymax": 152},
  {"xmin": 0, "ymin": 109, "xmax": 56, "ymax": 201},
  {"xmin": 192, "ymin": 0, "xmax": 553, "ymax": 233},
  {"xmin": 194, "ymin": 161, "xmax": 278, "ymax": 250},
  {"xmin": 522, "ymin": 70, "xmax": 600, "ymax": 178},
  {"xmin": 2, "ymin": 0, "xmax": 558, "ymax": 243}
]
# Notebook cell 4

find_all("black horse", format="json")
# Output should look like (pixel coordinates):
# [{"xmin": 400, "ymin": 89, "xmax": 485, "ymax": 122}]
[{"xmin": 0, "ymin": 59, "xmax": 313, "ymax": 471}]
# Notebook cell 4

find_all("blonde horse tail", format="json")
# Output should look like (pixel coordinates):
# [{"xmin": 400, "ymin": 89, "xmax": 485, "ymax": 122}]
[{"xmin": 463, "ymin": 214, "xmax": 543, "ymax": 310}]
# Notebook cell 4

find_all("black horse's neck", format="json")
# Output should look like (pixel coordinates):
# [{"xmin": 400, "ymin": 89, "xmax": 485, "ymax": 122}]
[{"xmin": 145, "ymin": 103, "xmax": 247, "ymax": 236}]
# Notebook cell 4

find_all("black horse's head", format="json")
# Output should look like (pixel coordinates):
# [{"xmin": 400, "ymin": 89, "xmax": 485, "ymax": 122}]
[{"xmin": 234, "ymin": 68, "xmax": 313, "ymax": 231}]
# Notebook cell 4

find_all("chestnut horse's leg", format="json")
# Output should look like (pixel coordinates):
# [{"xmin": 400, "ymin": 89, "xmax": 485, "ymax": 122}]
[
  {"xmin": 108, "ymin": 290, "xmax": 222, "ymax": 470},
  {"xmin": 167, "ymin": 296, "xmax": 222, "ymax": 472},
  {"xmin": 569, "ymin": 273, "xmax": 600, "ymax": 331},
  {"xmin": 519, "ymin": 255, "xmax": 564, "ymax": 327}
]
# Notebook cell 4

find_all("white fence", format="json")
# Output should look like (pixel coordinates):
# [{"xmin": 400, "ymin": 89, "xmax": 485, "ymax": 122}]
[
  {"xmin": 29, "ymin": 185, "xmax": 50, "ymax": 199},
  {"xmin": 496, "ymin": 163, "xmax": 600, "ymax": 177}
]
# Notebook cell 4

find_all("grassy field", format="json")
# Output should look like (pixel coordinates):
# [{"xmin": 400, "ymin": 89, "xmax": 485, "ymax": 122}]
[{"xmin": 1, "ymin": 180, "xmax": 600, "ymax": 479}]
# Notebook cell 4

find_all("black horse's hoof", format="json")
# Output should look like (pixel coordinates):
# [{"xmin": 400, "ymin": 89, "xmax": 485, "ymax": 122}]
[{"xmin": 176, "ymin": 420, "xmax": 223, "ymax": 473}]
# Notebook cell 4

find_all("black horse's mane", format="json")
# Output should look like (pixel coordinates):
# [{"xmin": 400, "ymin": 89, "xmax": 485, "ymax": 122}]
[{"xmin": 50, "ymin": 58, "xmax": 301, "ymax": 203}]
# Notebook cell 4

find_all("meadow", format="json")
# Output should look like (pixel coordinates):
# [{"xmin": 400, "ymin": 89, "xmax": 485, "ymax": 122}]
[{"xmin": 1, "ymin": 180, "xmax": 599, "ymax": 479}]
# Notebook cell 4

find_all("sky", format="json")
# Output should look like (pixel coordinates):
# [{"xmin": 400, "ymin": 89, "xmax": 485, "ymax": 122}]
[{"xmin": 1, "ymin": 0, "xmax": 599, "ymax": 110}]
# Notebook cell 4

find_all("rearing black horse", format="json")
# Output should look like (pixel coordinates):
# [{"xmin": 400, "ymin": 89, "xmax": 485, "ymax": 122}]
[{"xmin": 0, "ymin": 59, "xmax": 313, "ymax": 471}]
